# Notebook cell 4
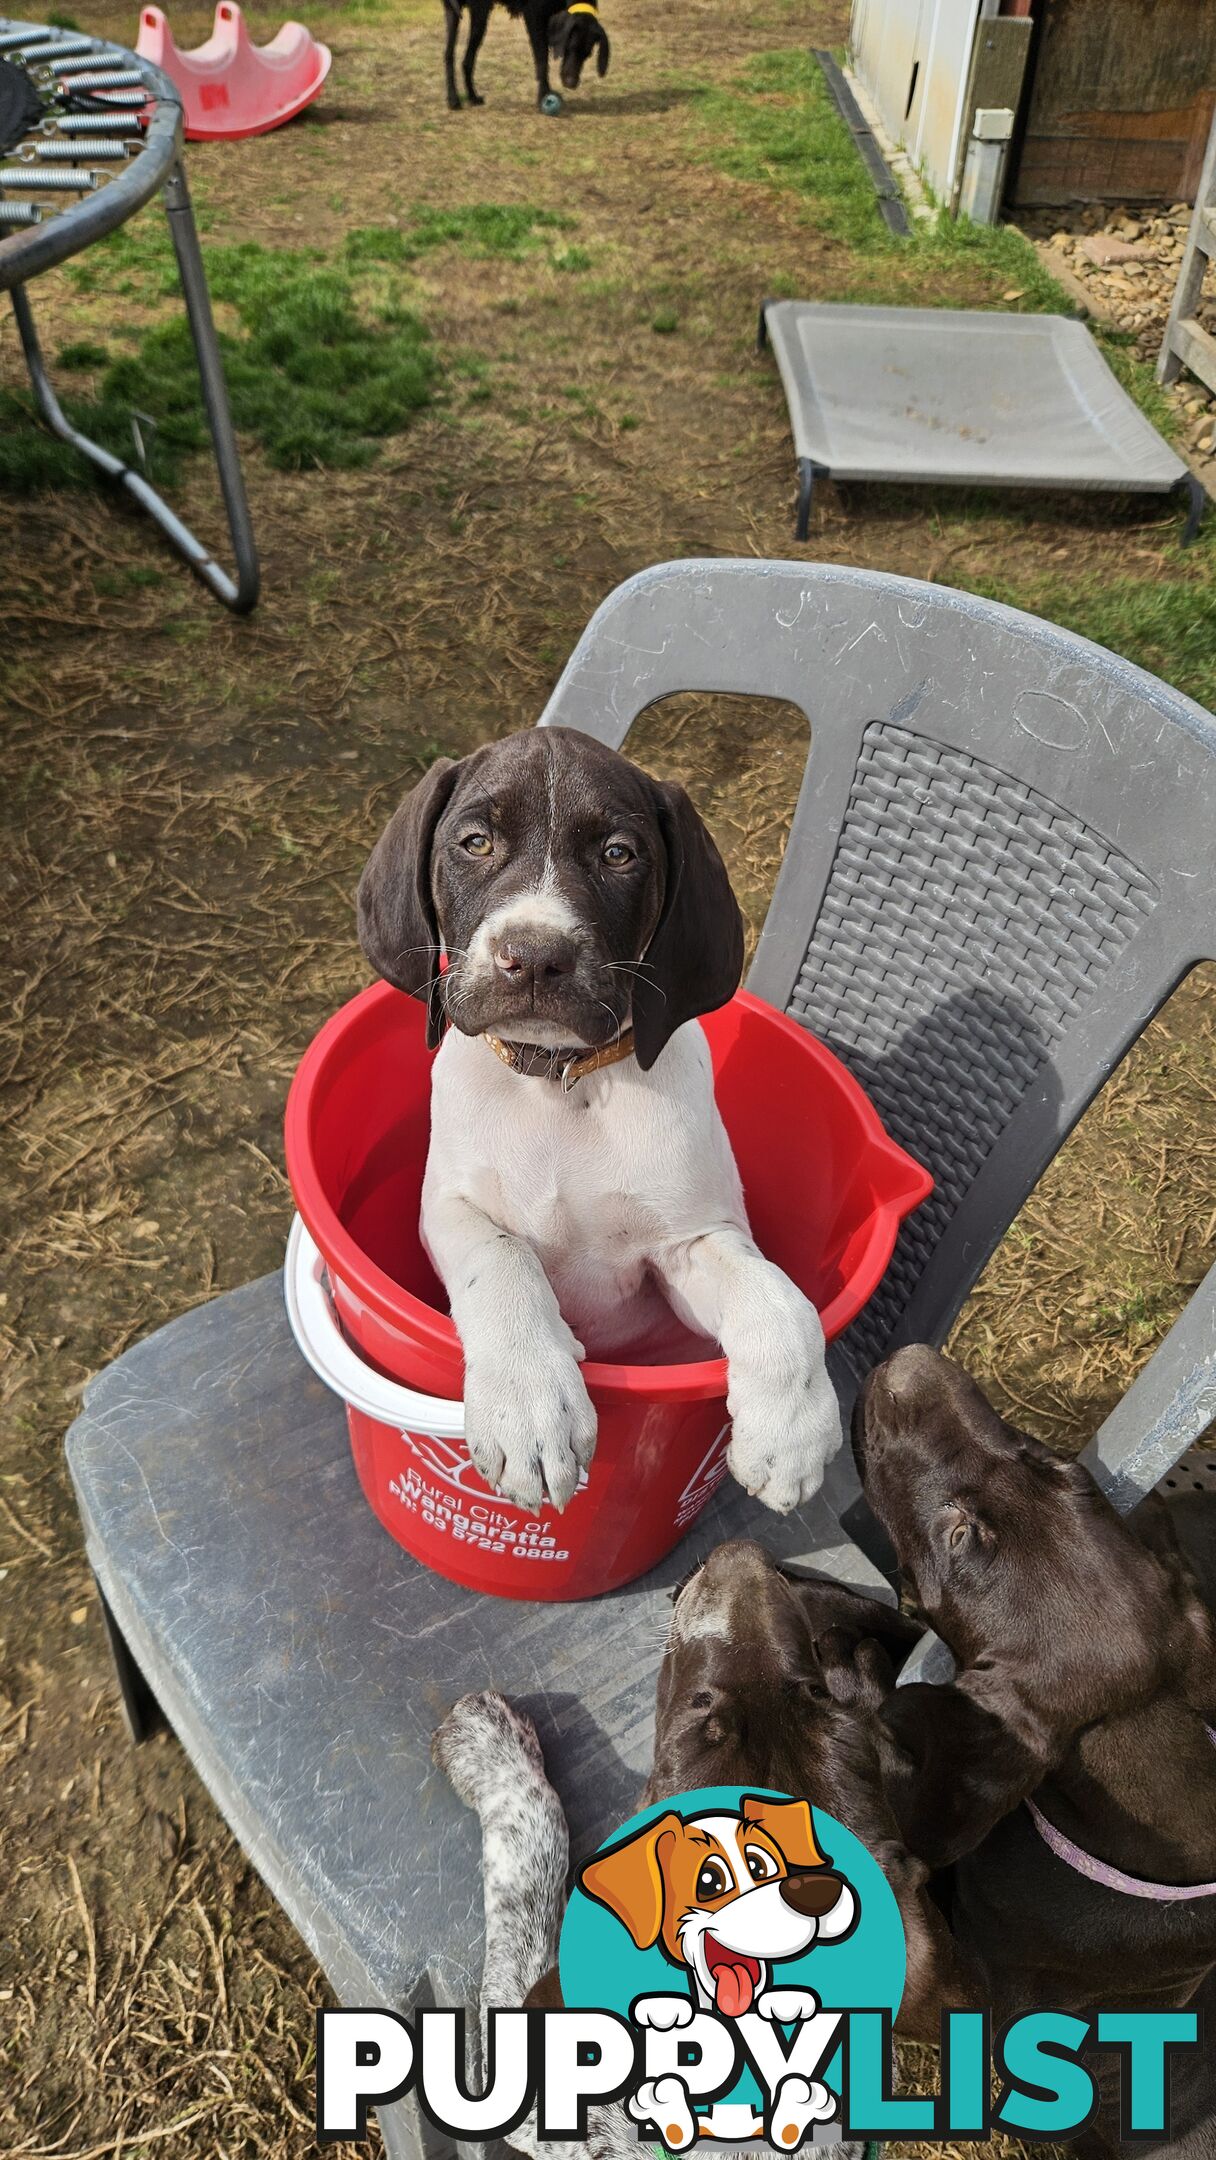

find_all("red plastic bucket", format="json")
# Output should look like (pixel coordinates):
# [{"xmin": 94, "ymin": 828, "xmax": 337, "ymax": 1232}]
[{"xmin": 284, "ymin": 983, "xmax": 931, "ymax": 1601}]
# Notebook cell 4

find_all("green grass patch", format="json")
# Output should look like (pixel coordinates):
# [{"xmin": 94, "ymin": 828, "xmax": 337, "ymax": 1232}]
[
  {"xmin": 694, "ymin": 50, "xmax": 1093, "ymax": 319},
  {"xmin": 3, "ymin": 228, "xmax": 437, "ymax": 493},
  {"xmin": 696, "ymin": 50, "xmax": 888, "ymax": 251},
  {"xmin": 57, "ymin": 340, "xmax": 111, "ymax": 371},
  {"xmin": 972, "ymin": 562, "xmax": 1216, "ymax": 712},
  {"xmin": 344, "ymin": 203, "xmax": 573, "ymax": 268}
]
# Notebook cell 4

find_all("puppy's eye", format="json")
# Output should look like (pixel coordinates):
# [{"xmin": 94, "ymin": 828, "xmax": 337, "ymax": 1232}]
[
  {"xmin": 743, "ymin": 1844, "xmax": 780, "ymax": 1884},
  {"xmin": 695, "ymin": 1859, "xmax": 730, "ymax": 1900},
  {"xmin": 602, "ymin": 840, "xmax": 635, "ymax": 867},
  {"xmin": 461, "ymin": 833, "xmax": 492, "ymax": 857},
  {"xmin": 944, "ymin": 1506, "xmax": 973, "ymax": 1551}
]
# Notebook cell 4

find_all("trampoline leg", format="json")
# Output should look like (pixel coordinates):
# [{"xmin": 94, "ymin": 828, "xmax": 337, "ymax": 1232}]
[
  {"xmin": 757, "ymin": 298, "xmax": 772, "ymax": 352},
  {"xmin": 162, "ymin": 158, "xmax": 259, "ymax": 610},
  {"xmin": 796, "ymin": 458, "xmax": 826, "ymax": 541},
  {"xmin": 1176, "ymin": 470, "xmax": 1207, "ymax": 549},
  {"xmin": 9, "ymin": 167, "xmax": 259, "ymax": 613}
]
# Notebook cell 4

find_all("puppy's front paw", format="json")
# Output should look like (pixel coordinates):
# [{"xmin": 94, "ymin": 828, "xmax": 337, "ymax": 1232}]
[
  {"xmin": 431, "ymin": 1690, "xmax": 544, "ymax": 1808},
  {"xmin": 464, "ymin": 1348, "xmax": 597, "ymax": 1512},
  {"xmin": 727, "ymin": 1354, "xmax": 843, "ymax": 1514}
]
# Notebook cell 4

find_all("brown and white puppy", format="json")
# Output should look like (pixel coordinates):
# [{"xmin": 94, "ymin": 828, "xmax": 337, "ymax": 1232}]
[
  {"xmin": 851, "ymin": 1346, "xmax": 1216, "ymax": 2157},
  {"xmin": 433, "ymin": 1540, "xmax": 973, "ymax": 2160},
  {"xmin": 358, "ymin": 729, "xmax": 844, "ymax": 1516}
]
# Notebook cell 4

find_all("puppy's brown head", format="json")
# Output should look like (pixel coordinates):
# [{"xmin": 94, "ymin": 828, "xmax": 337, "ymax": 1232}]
[
  {"xmin": 647, "ymin": 1539, "xmax": 921, "ymax": 1803},
  {"xmin": 854, "ymin": 1345, "xmax": 1216, "ymax": 1731},
  {"xmin": 356, "ymin": 728, "xmax": 743, "ymax": 1069},
  {"xmin": 612, "ymin": 1539, "xmax": 964, "ymax": 2038}
]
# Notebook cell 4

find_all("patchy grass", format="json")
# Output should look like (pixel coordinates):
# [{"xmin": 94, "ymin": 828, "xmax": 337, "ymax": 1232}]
[
  {"xmin": 3, "ymin": 3, "xmax": 1213, "ymax": 2157},
  {"xmin": 4, "ymin": 200, "xmax": 589, "ymax": 493},
  {"xmin": 344, "ymin": 201, "xmax": 574, "ymax": 265},
  {"xmin": 3, "ymin": 232, "xmax": 435, "ymax": 490},
  {"xmin": 973, "ymin": 558, "xmax": 1216, "ymax": 710},
  {"xmin": 697, "ymin": 50, "xmax": 887, "ymax": 251}
]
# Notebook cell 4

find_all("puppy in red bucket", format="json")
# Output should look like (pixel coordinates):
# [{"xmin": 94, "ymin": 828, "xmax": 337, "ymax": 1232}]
[{"xmin": 357, "ymin": 727, "xmax": 844, "ymax": 1515}]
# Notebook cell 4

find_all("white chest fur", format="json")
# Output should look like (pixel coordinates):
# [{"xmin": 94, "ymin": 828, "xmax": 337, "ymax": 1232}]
[{"xmin": 422, "ymin": 1024, "xmax": 744, "ymax": 1357}]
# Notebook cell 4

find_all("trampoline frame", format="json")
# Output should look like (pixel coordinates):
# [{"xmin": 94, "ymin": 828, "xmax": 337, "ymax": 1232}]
[{"xmin": 1, "ymin": 17, "xmax": 259, "ymax": 612}]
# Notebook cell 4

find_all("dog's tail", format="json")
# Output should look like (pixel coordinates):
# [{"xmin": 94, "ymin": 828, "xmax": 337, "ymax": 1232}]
[
  {"xmin": 432, "ymin": 1694, "xmax": 864, "ymax": 2160},
  {"xmin": 432, "ymin": 1689, "xmax": 569, "ymax": 2016}
]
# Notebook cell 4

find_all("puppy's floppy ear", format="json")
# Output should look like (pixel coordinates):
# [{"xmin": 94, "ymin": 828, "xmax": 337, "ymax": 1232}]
[
  {"xmin": 632, "ymin": 781, "xmax": 744, "ymax": 1071},
  {"xmin": 595, "ymin": 22, "xmax": 610, "ymax": 73},
  {"xmin": 357, "ymin": 757, "xmax": 462, "ymax": 1049},
  {"xmin": 789, "ymin": 1576, "xmax": 923, "ymax": 1669},
  {"xmin": 578, "ymin": 1812, "xmax": 681, "ymax": 1949},
  {"xmin": 741, "ymin": 1796, "xmax": 826, "ymax": 1872}
]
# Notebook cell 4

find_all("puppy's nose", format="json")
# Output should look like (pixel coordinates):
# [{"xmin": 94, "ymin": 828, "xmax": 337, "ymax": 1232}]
[
  {"xmin": 699, "ymin": 1539, "xmax": 775, "ymax": 1585},
  {"xmin": 492, "ymin": 932, "xmax": 577, "ymax": 984},
  {"xmin": 779, "ymin": 1869, "xmax": 846, "ymax": 1918}
]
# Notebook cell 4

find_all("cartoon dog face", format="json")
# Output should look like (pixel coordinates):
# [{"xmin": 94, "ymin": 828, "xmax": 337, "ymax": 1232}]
[{"xmin": 579, "ymin": 1797, "xmax": 857, "ymax": 2017}]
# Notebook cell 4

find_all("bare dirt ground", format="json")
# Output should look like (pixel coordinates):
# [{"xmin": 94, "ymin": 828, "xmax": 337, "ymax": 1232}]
[{"xmin": 2, "ymin": 0, "xmax": 1214, "ymax": 2152}]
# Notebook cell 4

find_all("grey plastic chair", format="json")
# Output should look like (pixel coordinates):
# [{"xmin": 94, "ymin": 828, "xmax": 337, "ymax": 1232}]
[
  {"xmin": 538, "ymin": 559, "xmax": 1216, "ymax": 1523},
  {"xmin": 65, "ymin": 560, "xmax": 1216, "ymax": 2158}
]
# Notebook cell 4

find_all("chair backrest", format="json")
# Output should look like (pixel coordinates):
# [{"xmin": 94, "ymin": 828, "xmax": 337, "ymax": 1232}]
[{"xmin": 539, "ymin": 560, "xmax": 1216, "ymax": 1498}]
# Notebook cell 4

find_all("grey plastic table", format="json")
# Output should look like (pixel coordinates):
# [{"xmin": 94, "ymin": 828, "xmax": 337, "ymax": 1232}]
[
  {"xmin": 759, "ymin": 300, "xmax": 1203, "ymax": 544},
  {"xmin": 0, "ymin": 16, "xmax": 258, "ymax": 610}
]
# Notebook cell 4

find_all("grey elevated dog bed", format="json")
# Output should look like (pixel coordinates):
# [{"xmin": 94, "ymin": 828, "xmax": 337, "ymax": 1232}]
[{"xmin": 759, "ymin": 301, "xmax": 1203, "ymax": 544}]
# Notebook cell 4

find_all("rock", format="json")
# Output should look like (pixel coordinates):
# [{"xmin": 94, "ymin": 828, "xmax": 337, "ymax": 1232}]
[{"xmin": 1081, "ymin": 235, "xmax": 1159, "ymax": 266}]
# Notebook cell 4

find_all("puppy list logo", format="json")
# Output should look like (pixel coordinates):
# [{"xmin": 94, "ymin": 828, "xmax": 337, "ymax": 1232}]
[
  {"xmin": 315, "ymin": 1787, "xmax": 1202, "ymax": 2149},
  {"xmin": 559, "ymin": 1785, "xmax": 901, "ymax": 2150}
]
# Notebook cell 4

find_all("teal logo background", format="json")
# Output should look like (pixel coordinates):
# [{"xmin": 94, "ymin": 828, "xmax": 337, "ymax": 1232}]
[{"xmin": 558, "ymin": 1785, "xmax": 905, "ymax": 2109}]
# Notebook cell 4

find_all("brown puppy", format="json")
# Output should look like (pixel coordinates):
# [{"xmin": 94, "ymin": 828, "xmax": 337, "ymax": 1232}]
[
  {"xmin": 851, "ymin": 1345, "xmax": 1216, "ymax": 2156},
  {"xmin": 640, "ymin": 1539, "xmax": 973, "ymax": 2041}
]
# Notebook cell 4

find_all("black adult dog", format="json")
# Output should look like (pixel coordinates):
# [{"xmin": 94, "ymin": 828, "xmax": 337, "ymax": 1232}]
[{"xmin": 443, "ymin": 0, "xmax": 610, "ymax": 111}]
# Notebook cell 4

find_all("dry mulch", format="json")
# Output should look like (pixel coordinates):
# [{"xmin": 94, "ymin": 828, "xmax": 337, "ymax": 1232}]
[{"xmin": 2, "ymin": 2, "xmax": 1213, "ymax": 2155}]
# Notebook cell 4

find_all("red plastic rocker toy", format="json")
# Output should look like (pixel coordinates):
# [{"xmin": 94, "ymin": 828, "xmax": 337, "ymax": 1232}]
[{"xmin": 134, "ymin": 2, "xmax": 331, "ymax": 139}]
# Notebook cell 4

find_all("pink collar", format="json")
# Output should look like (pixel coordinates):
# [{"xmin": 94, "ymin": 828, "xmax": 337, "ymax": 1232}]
[{"xmin": 1025, "ymin": 1727, "xmax": 1216, "ymax": 1902}]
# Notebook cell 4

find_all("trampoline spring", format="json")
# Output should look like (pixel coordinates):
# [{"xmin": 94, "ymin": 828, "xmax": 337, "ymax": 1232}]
[
  {"xmin": 20, "ymin": 35, "xmax": 98, "ymax": 57},
  {"xmin": 47, "ymin": 52, "xmax": 124, "ymax": 74},
  {"xmin": 69, "ymin": 88, "xmax": 148, "ymax": 105},
  {"xmin": 34, "ymin": 137, "xmax": 132, "ymax": 158},
  {"xmin": 0, "ymin": 26, "xmax": 41, "ymax": 46},
  {"xmin": 0, "ymin": 199, "xmax": 43, "ymax": 224},
  {"xmin": 0, "ymin": 163, "xmax": 99, "ymax": 187},
  {"xmin": 55, "ymin": 111, "xmax": 142, "ymax": 132},
  {"xmin": 52, "ymin": 64, "xmax": 144, "ymax": 86}
]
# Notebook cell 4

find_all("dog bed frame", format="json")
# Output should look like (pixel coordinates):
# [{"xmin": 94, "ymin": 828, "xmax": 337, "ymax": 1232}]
[{"xmin": 759, "ymin": 300, "xmax": 1204, "ymax": 545}]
